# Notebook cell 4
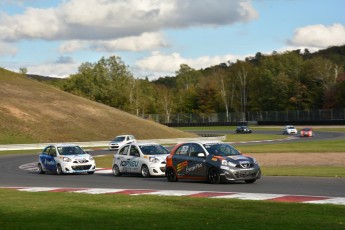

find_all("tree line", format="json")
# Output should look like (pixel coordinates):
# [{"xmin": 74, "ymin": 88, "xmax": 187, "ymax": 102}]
[{"xmin": 51, "ymin": 45, "xmax": 345, "ymax": 122}]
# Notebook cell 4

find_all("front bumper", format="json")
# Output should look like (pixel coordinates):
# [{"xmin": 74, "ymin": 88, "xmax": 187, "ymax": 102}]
[
  {"xmin": 219, "ymin": 165, "xmax": 261, "ymax": 181},
  {"xmin": 109, "ymin": 144, "xmax": 119, "ymax": 150},
  {"xmin": 149, "ymin": 163, "xmax": 166, "ymax": 176},
  {"xmin": 61, "ymin": 162, "xmax": 96, "ymax": 174}
]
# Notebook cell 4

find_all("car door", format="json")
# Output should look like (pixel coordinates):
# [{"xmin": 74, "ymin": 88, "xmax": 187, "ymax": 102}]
[
  {"xmin": 127, "ymin": 145, "xmax": 140, "ymax": 173},
  {"xmin": 186, "ymin": 143, "xmax": 207, "ymax": 178},
  {"xmin": 116, "ymin": 145, "xmax": 130, "ymax": 172},
  {"xmin": 172, "ymin": 144, "xmax": 191, "ymax": 177},
  {"xmin": 40, "ymin": 146, "xmax": 56, "ymax": 171}
]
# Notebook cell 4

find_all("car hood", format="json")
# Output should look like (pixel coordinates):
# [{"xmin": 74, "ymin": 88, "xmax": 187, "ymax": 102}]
[
  {"xmin": 148, "ymin": 154, "xmax": 169, "ymax": 160},
  {"xmin": 62, "ymin": 154, "xmax": 91, "ymax": 162},
  {"xmin": 110, "ymin": 141, "xmax": 123, "ymax": 144}
]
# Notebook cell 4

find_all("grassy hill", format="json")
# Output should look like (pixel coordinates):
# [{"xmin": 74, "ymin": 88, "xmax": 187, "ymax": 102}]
[{"xmin": 0, "ymin": 68, "xmax": 196, "ymax": 144}]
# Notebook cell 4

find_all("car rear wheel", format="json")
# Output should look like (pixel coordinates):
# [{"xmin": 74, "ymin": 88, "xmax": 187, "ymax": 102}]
[
  {"xmin": 208, "ymin": 167, "xmax": 220, "ymax": 184},
  {"xmin": 38, "ymin": 163, "xmax": 45, "ymax": 174},
  {"xmin": 166, "ymin": 167, "xmax": 178, "ymax": 182},
  {"xmin": 112, "ymin": 164, "xmax": 121, "ymax": 176},
  {"xmin": 141, "ymin": 165, "xmax": 150, "ymax": 177},
  {"xmin": 56, "ymin": 164, "xmax": 63, "ymax": 175},
  {"xmin": 244, "ymin": 179, "xmax": 256, "ymax": 183}
]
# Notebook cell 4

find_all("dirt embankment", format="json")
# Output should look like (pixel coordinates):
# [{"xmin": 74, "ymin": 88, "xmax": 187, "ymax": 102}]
[{"xmin": 251, "ymin": 153, "xmax": 345, "ymax": 166}]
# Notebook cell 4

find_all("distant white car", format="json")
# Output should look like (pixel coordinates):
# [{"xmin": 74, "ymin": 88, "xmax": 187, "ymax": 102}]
[
  {"xmin": 109, "ymin": 135, "xmax": 136, "ymax": 150},
  {"xmin": 38, "ymin": 144, "xmax": 96, "ymax": 175},
  {"xmin": 283, "ymin": 125, "xmax": 298, "ymax": 135},
  {"xmin": 112, "ymin": 142, "xmax": 169, "ymax": 177}
]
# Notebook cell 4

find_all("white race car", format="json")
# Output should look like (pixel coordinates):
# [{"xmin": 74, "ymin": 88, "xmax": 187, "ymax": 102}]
[
  {"xmin": 38, "ymin": 144, "xmax": 96, "ymax": 175},
  {"xmin": 112, "ymin": 142, "xmax": 169, "ymax": 177},
  {"xmin": 282, "ymin": 125, "xmax": 298, "ymax": 135},
  {"xmin": 108, "ymin": 135, "xmax": 136, "ymax": 150}
]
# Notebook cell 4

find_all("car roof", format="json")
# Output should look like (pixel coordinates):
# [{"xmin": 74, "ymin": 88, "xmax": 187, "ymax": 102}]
[
  {"xmin": 133, "ymin": 142, "xmax": 160, "ymax": 146},
  {"xmin": 178, "ymin": 140, "xmax": 223, "ymax": 145},
  {"xmin": 50, "ymin": 143, "xmax": 79, "ymax": 148}
]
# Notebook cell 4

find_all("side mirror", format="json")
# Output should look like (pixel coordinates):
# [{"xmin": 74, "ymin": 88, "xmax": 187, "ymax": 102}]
[{"xmin": 197, "ymin": 153, "xmax": 205, "ymax": 158}]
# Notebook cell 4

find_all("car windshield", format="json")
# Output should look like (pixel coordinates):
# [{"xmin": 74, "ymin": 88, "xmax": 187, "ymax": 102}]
[
  {"xmin": 203, "ymin": 143, "xmax": 241, "ymax": 156},
  {"xmin": 139, "ymin": 145, "xmax": 169, "ymax": 155},
  {"xmin": 57, "ymin": 146, "xmax": 85, "ymax": 155},
  {"xmin": 113, "ymin": 136, "xmax": 125, "ymax": 142}
]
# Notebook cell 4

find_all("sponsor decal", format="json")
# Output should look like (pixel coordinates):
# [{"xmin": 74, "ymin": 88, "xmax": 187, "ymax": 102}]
[
  {"xmin": 177, "ymin": 161, "xmax": 188, "ymax": 172},
  {"xmin": 186, "ymin": 163, "xmax": 203, "ymax": 173},
  {"xmin": 44, "ymin": 159, "xmax": 55, "ymax": 166},
  {"xmin": 120, "ymin": 160, "xmax": 139, "ymax": 167}
]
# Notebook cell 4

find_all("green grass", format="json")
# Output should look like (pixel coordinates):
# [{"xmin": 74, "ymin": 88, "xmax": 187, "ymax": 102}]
[
  {"xmin": 262, "ymin": 166, "xmax": 345, "ymax": 177},
  {"xmin": 0, "ymin": 189, "xmax": 344, "ymax": 230},
  {"xmin": 236, "ymin": 140, "xmax": 345, "ymax": 153}
]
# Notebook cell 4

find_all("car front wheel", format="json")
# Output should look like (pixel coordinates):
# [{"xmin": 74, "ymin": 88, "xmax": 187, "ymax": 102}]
[
  {"xmin": 166, "ymin": 167, "xmax": 178, "ymax": 182},
  {"xmin": 38, "ymin": 163, "xmax": 45, "ymax": 174},
  {"xmin": 112, "ymin": 164, "xmax": 121, "ymax": 176},
  {"xmin": 141, "ymin": 165, "xmax": 150, "ymax": 177},
  {"xmin": 56, "ymin": 164, "xmax": 63, "ymax": 175},
  {"xmin": 208, "ymin": 168, "xmax": 220, "ymax": 184}
]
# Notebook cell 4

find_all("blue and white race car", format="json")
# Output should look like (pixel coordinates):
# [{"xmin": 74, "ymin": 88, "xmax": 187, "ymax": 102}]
[
  {"xmin": 112, "ymin": 142, "xmax": 169, "ymax": 177},
  {"xmin": 38, "ymin": 144, "xmax": 96, "ymax": 175}
]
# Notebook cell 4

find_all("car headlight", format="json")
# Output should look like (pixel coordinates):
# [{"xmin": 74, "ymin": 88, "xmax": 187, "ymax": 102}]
[
  {"xmin": 89, "ymin": 156, "xmax": 94, "ymax": 161},
  {"xmin": 222, "ymin": 160, "xmax": 236, "ymax": 167},
  {"xmin": 63, "ymin": 157, "xmax": 72, "ymax": 162},
  {"xmin": 149, "ymin": 157, "xmax": 160, "ymax": 163}
]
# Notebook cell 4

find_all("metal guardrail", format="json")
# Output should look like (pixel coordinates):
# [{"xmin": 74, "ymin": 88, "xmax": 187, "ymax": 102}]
[{"xmin": 0, "ymin": 136, "xmax": 226, "ymax": 151}]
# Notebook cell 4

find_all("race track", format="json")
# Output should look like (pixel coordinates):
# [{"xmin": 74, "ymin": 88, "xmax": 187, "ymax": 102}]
[{"xmin": 1, "ymin": 131, "xmax": 345, "ymax": 200}]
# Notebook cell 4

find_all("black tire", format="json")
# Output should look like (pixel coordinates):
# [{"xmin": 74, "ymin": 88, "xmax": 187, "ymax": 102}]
[
  {"xmin": 208, "ymin": 167, "xmax": 220, "ymax": 184},
  {"xmin": 112, "ymin": 164, "xmax": 121, "ymax": 176},
  {"xmin": 56, "ymin": 164, "xmax": 63, "ymax": 175},
  {"xmin": 38, "ymin": 163, "xmax": 45, "ymax": 174},
  {"xmin": 87, "ymin": 171, "xmax": 95, "ymax": 174},
  {"xmin": 166, "ymin": 167, "xmax": 178, "ymax": 182},
  {"xmin": 141, "ymin": 165, "xmax": 150, "ymax": 177},
  {"xmin": 244, "ymin": 179, "xmax": 256, "ymax": 183}
]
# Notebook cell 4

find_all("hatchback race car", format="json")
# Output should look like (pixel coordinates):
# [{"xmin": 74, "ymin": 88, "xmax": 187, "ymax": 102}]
[
  {"xmin": 38, "ymin": 144, "xmax": 96, "ymax": 175},
  {"xmin": 300, "ymin": 127, "xmax": 314, "ymax": 137},
  {"xmin": 112, "ymin": 142, "xmax": 169, "ymax": 177},
  {"xmin": 109, "ymin": 135, "xmax": 136, "ymax": 150},
  {"xmin": 165, "ymin": 141, "xmax": 261, "ymax": 184},
  {"xmin": 282, "ymin": 125, "xmax": 298, "ymax": 135},
  {"xmin": 235, "ymin": 126, "xmax": 252, "ymax": 134}
]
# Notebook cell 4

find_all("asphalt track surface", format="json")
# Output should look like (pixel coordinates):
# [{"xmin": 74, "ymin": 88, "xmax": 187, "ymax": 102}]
[{"xmin": 1, "ymin": 131, "xmax": 345, "ymax": 198}]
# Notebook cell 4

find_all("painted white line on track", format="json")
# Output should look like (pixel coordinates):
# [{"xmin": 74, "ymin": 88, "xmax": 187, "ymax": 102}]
[
  {"xmin": 212, "ymin": 193, "xmax": 283, "ymax": 200},
  {"xmin": 2, "ymin": 187, "xmax": 345, "ymax": 206}
]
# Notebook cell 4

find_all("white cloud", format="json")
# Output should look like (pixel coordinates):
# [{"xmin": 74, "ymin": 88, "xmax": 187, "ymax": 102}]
[
  {"xmin": 0, "ymin": 0, "xmax": 258, "ymax": 41},
  {"xmin": 91, "ymin": 32, "xmax": 169, "ymax": 52},
  {"xmin": 135, "ymin": 51, "xmax": 244, "ymax": 78},
  {"xmin": 27, "ymin": 61, "xmax": 79, "ymax": 78},
  {"xmin": 59, "ymin": 40, "xmax": 88, "ymax": 53},
  {"xmin": 0, "ymin": 42, "xmax": 17, "ymax": 56},
  {"xmin": 288, "ymin": 23, "xmax": 345, "ymax": 49}
]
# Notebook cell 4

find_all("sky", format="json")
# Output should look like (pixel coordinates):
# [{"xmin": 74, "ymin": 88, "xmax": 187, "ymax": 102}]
[{"xmin": 0, "ymin": 0, "xmax": 345, "ymax": 80}]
